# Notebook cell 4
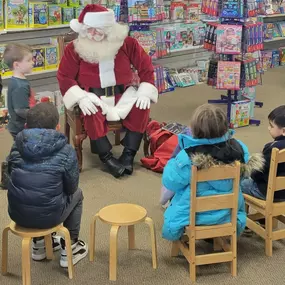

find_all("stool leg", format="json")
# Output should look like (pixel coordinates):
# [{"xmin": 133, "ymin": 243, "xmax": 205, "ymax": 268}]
[
  {"xmin": 44, "ymin": 234, "xmax": 54, "ymax": 260},
  {"xmin": 1, "ymin": 226, "xmax": 10, "ymax": 275},
  {"xmin": 60, "ymin": 227, "xmax": 74, "ymax": 279},
  {"xmin": 128, "ymin": 226, "xmax": 135, "ymax": 250},
  {"xmin": 89, "ymin": 213, "xmax": 99, "ymax": 262},
  {"xmin": 109, "ymin": 225, "xmax": 120, "ymax": 281},
  {"xmin": 22, "ymin": 238, "xmax": 31, "ymax": 285},
  {"xmin": 144, "ymin": 217, "xmax": 157, "ymax": 269}
]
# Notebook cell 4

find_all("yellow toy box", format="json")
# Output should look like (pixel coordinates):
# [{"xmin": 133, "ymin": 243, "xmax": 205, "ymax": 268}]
[
  {"xmin": 29, "ymin": 2, "xmax": 48, "ymax": 28},
  {"xmin": 44, "ymin": 45, "xmax": 58, "ymax": 70},
  {"xmin": 5, "ymin": 0, "xmax": 29, "ymax": 29},
  {"xmin": 0, "ymin": 45, "xmax": 12, "ymax": 77},
  {"xmin": 31, "ymin": 46, "xmax": 45, "ymax": 72},
  {"xmin": 0, "ymin": 0, "xmax": 4, "ymax": 30},
  {"xmin": 48, "ymin": 5, "xmax": 62, "ymax": 26}
]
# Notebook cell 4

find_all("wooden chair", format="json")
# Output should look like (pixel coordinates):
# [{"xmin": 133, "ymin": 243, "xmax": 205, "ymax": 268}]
[
  {"xmin": 244, "ymin": 148, "xmax": 285, "ymax": 257},
  {"xmin": 65, "ymin": 106, "xmax": 122, "ymax": 172},
  {"xmin": 1, "ymin": 221, "xmax": 74, "ymax": 285},
  {"xmin": 89, "ymin": 203, "xmax": 157, "ymax": 281},
  {"xmin": 171, "ymin": 162, "xmax": 241, "ymax": 282}
]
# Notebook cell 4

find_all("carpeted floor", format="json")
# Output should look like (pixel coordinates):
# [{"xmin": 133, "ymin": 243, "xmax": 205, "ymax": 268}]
[{"xmin": 0, "ymin": 69, "xmax": 285, "ymax": 285}]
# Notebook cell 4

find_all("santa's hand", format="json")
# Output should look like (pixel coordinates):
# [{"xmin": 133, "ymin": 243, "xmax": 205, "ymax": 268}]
[
  {"xmin": 86, "ymin": 93, "xmax": 108, "ymax": 115},
  {"xmin": 78, "ymin": 96, "xmax": 98, "ymax": 116},
  {"xmin": 136, "ymin": 96, "xmax": 151, "ymax": 110}
]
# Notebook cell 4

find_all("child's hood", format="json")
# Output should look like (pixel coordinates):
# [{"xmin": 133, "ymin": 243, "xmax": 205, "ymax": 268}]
[
  {"xmin": 178, "ymin": 130, "xmax": 264, "ymax": 177},
  {"xmin": 15, "ymin": 129, "xmax": 67, "ymax": 161}
]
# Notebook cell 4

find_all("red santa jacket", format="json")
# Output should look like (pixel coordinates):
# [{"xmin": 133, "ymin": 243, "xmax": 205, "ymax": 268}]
[{"xmin": 57, "ymin": 36, "xmax": 156, "ymax": 96}]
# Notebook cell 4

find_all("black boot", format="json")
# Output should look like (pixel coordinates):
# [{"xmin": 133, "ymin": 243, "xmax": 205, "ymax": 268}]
[
  {"xmin": 90, "ymin": 136, "xmax": 125, "ymax": 178},
  {"xmin": 119, "ymin": 130, "xmax": 143, "ymax": 175}
]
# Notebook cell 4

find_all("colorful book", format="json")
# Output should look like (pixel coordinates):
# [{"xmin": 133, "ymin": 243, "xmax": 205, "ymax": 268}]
[
  {"xmin": 230, "ymin": 100, "xmax": 251, "ymax": 128},
  {"xmin": 6, "ymin": 0, "xmax": 29, "ymax": 29},
  {"xmin": 216, "ymin": 61, "xmax": 241, "ymax": 90},
  {"xmin": 29, "ymin": 2, "xmax": 48, "ymax": 28},
  {"xmin": 216, "ymin": 24, "xmax": 242, "ymax": 54}
]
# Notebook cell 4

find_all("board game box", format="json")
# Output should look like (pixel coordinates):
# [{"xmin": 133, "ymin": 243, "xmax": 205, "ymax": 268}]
[
  {"xmin": 48, "ymin": 5, "xmax": 62, "ymax": 26},
  {"xmin": 29, "ymin": 2, "xmax": 48, "ymax": 28},
  {"xmin": 6, "ymin": 0, "xmax": 29, "ymax": 29}
]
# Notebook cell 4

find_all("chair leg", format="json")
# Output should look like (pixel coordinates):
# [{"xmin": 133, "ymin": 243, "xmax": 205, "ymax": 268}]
[
  {"xmin": 73, "ymin": 134, "xmax": 86, "ymax": 172},
  {"xmin": 231, "ymin": 233, "xmax": 237, "ymax": 277},
  {"xmin": 189, "ymin": 229, "xmax": 196, "ymax": 282},
  {"xmin": 89, "ymin": 213, "xmax": 99, "ymax": 262},
  {"xmin": 22, "ymin": 238, "xmax": 31, "ymax": 285},
  {"xmin": 145, "ymin": 217, "xmax": 157, "ymax": 269},
  {"xmin": 109, "ymin": 225, "xmax": 120, "ymax": 281},
  {"xmin": 44, "ymin": 234, "xmax": 54, "ymax": 260},
  {"xmin": 115, "ymin": 130, "xmax": 121, "ymax": 146},
  {"xmin": 265, "ymin": 215, "xmax": 273, "ymax": 257},
  {"xmin": 171, "ymin": 241, "xmax": 180, "ymax": 257},
  {"xmin": 128, "ymin": 225, "xmax": 135, "ymax": 250},
  {"xmin": 60, "ymin": 227, "xmax": 74, "ymax": 279},
  {"xmin": 1, "ymin": 226, "xmax": 10, "ymax": 275}
]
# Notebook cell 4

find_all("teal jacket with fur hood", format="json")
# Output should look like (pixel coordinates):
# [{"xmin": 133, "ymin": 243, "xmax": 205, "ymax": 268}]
[{"xmin": 162, "ymin": 130, "xmax": 264, "ymax": 241}]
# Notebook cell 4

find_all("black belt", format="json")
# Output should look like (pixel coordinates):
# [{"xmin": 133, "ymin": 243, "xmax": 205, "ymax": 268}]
[{"xmin": 89, "ymin": 85, "xmax": 124, "ymax": 97}]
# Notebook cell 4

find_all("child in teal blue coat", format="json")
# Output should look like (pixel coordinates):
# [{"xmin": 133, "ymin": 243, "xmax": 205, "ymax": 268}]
[{"xmin": 161, "ymin": 104, "xmax": 264, "ymax": 241}]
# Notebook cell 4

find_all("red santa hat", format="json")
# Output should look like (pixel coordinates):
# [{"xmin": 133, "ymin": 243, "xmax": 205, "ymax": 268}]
[{"xmin": 70, "ymin": 4, "xmax": 116, "ymax": 33}]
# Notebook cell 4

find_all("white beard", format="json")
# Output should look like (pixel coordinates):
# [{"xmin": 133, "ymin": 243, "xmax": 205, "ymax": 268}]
[{"xmin": 73, "ymin": 23, "xmax": 129, "ymax": 63}]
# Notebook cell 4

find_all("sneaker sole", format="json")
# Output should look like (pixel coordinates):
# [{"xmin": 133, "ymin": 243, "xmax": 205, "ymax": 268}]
[
  {"xmin": 32, "ymin": 244, "xmax": 62, "ymax": 261},
  {"xmin": 60, "ymin": 245, "xmax": 88, "ymax": 268}
]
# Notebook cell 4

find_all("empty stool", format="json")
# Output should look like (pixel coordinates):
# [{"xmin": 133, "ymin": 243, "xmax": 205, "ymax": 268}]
[
  {"xmin": 89, "ymin": 203, "xmax": 157, "ymax": 281},
  {"xmin": 1, "ymin": 221, "xmax": 74, "ymax": 285}
]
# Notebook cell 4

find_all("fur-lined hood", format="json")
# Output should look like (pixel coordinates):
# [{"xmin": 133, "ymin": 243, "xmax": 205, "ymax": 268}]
[{"xmin": 191, "ymin": 152, "xmax": 264, "ymax": 177}]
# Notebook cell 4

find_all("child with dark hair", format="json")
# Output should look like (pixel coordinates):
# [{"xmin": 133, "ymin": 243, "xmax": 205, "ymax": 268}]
[
  {"xmin": 242, "ymin": 105, "xmax": 285, "ymax": 201},
  {"xmin": 7, "ymin": 102, "xmax": 87, "ymax": 267},
  {"xmin": 161, "ymin": 104, "xmax": 264, "ymax": 241}
]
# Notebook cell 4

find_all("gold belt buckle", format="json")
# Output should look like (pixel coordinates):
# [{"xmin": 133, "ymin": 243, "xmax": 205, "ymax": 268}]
[{"xmin": 105, "ymin": 86, "xmax": 115, "ymax": 97}]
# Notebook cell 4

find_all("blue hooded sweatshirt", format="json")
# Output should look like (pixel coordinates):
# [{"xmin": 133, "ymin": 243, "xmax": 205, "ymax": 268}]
[{"xmin": 162, "ymin": 130, "xmax": 261, "ymax": 241}]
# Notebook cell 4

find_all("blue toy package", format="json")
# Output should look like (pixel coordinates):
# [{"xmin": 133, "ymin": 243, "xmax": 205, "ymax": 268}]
[
  {"xmin": 271, "ymin": 49, "xmax": 280, "ymax": 68},
  {"xmin": 220, "ymin": 0, "xmax": 244, "ymax": 18}
]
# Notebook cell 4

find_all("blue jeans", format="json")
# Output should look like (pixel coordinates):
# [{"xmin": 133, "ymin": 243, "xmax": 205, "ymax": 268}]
[{"xmin": 241, "ymin": 178, "xmax": 266, "ymax": 200}]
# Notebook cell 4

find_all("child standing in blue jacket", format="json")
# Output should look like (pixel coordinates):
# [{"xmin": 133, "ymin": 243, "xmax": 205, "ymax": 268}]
[{"xmin": 161, "ymin": 104, "xmax": 264, "ymax": 241}]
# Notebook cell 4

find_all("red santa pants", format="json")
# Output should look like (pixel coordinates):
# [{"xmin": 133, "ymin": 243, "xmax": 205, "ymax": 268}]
[{"xmin": 82, "ymin": 95, "xmax": 150, "ymax": 140}]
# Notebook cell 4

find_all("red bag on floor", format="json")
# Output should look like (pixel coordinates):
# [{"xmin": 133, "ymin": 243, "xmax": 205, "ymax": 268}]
[{"xmin": 141, "ymin": 120, "xmax": 178, "ymax": 173}]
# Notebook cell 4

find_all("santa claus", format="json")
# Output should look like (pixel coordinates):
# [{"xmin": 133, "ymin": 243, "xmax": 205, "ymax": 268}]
[{"xmin": 57, "ymin": 4, "xmax": 158, "ymax": 178}]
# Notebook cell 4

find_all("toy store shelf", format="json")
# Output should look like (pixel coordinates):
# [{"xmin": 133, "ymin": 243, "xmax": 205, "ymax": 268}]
[
  {"xmin": 2, "ymin": 69, "xmax": 57, "ymax": 85},
  {"xmin": 262, "ymin": 14, "xmax": 285, "ymax": 18},
  {"xmin": 156, "ymin": 46, "xmax": 204, "ymax": 60},
  {"xmin": 264, "ymin": 37, "xmax": 285, "ymax": 43},
  {"xmin": 0, "ymin": 25, "xmax": 70, "ymax": 43}
]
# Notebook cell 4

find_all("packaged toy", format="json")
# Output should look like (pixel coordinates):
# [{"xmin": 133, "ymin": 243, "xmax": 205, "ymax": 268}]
[
  {"xmin": 216, "ymin": 61, "xmax": 241, "ymax": 90},
  {"xmin": 44, "ymin": 45, "xmax": 58, "ymax": 70},
  {"xmin": 31, "ymin": 46, "xmax": 45, "ymax": 71},
  {"xmin": 0, "ymin": 0, "xmax": 4, "ymax": 30},
  {"xmin": 279, "ymin": 47, "xmax": 285, "ymax": 66},
  {"xmin": 74, "ymin": 6, "xmax": 84, "ymax": 18},
  {"xmin": 29, "ymin": 2, "xmax": 48, "ymax": 28},
  {"xmin": 0, "ymin": 45, "xmax": 12, "ymax": 77},
  {"xmin": 68, "ymin": 0, "xmax": 80, "ymax": 7},
  {"xmin": 48, "ymin": 5, "xmax": 62, "ymax": 26},
  {"xmin": 216, "ymin": 24, "xmax": 242, "ymax": 54},
  {"xmin": 62, "ymin": 7, "xmax": 74, "ymax": 24},
  {"xmin": 230, "ymin": 100, "xmax": 250, "ymax": 128},
  {"xmin": 52, "ymin": 0, "xmax": 67, "ymax": 6},
  {"xmin": 6, "ymin": 0, "xmax": 29, "ymax": 29}
]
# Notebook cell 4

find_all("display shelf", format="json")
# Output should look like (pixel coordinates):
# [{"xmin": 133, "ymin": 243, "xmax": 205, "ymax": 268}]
[
  {"xmin": 262, "ymin": 14, "xmax": 285, "ymax": 18},
  {"xmin": 264, "ymin": 37, "xmax": 285, "ymax": 43},
  {"xmin": 2, "ymin": 69, "xmax": 57, "ymax": 80}
]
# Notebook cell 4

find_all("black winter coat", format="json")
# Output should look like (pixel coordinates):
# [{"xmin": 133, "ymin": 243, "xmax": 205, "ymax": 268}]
[
  {"xmin": 251, "ymin": 135, "xmax": 285, "ymax": 200},
  {"xmin": 7, "ymin": 128, "xmax": 79, "ymax": 228}
]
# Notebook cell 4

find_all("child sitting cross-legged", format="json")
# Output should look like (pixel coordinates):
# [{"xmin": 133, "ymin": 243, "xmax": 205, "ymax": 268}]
[
  {"xmin": 161, "ymin": 104, "xmax": 264, "ymax": 241},
  {"xmin": 7, "ymin": 102, "xmax": 88, "ymax": 267}
]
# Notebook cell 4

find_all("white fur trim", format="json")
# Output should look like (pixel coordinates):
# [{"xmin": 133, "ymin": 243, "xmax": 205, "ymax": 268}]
[
  {"xmin": 84, "ymin": 10, "xmax": 115, "ymax": 28},
  {"xmin": 63, "ymin": 85, "xmax": 87, "ymax": 110},
  {"xmin": 137, "ymin": 82, "xmax": 158, "ymax": 103},
  {"xmin": 70, "ymin": 19, "xmax": 82, "ymax": 33},
  {"xmin": 106, "ymin": 106, "xmax": 121, "ymax": 121},
  {"xmin": 115, "ymin": 86, "xmax": 137, "ymax": 119},
  {"xmin": 100, "ymin": 95, "xmax": 115, "ymax": 107},
  {"xmin": 99, "ymin": 60, "xmax": 116, "ymax": 88}
]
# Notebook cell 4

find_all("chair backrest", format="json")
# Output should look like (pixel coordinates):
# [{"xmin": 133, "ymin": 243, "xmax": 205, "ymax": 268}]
[
  {"xmin": 189, "ymin": 161, "xmax": 241, "ymax": 230},
  {"xmin": 266, "ymin": 148, "xmax": 285, "ymax": 204}
]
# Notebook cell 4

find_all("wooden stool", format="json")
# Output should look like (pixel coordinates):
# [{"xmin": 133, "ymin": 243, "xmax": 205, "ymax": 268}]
[
  {"xmin": 89, "ymin": 203, "xmax": 157, "ymax": 281},
  {"xmin": 1, "ymin": 222, "xmax": 74, "ymax": 285}
]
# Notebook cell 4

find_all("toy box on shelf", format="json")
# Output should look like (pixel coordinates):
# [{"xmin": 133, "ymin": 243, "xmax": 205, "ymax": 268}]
[
  {"xmin": 230, "ymin": 100, "xmax": 251, "ymax": 129},
  {"xmin": 31, "ymin": 46, "xmax": 45, "ymax": 71},
  {"xmin": 62, "ymin": 6, "xmax": 74, "ymax": 24},
  {"xmin": 48, "ymin": 5, "xmax": 62, "ymax": 26},
  {"xmin": 29, "ymin": 2, "xmax": 48, "ymax": 28},
  {"xmin": 0, "ymin": 45, "xmax": 12, "ymax": 77},
  {"xmin": 6, "ymin": 0, "xmax": 29, "ymax": 29},
  {"xmin": 44, "ymin": 45, "xmax": 59, "ymax": 70},
  {"xmin": 0, "ymin": 0, "xmax": 4, "ymax": 30}
]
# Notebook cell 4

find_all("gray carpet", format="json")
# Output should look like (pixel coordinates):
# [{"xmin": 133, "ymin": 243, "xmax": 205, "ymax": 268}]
[{"xmin": 0, "ymin": 69, "xmax": 285, "ymax": 285}]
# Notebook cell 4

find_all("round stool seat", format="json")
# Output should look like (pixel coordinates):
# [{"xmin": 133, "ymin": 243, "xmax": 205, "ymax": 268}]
[
  {"xmin": 99, "ymin": 203, "xmax": 147, "ymax": 226},
  {"xmin": 8, "ymin": 221, "xmax": 61, "ymax": 238}
]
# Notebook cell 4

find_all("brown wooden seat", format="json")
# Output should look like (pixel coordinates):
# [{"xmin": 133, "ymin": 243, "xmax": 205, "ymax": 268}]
[
  {"xmin": 244, "ymin": 148, "xmax": 285, "ymax": 257},
  {"xmin": 64, "ymin": 106, "xmax": 122, "ymax": 172}
]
